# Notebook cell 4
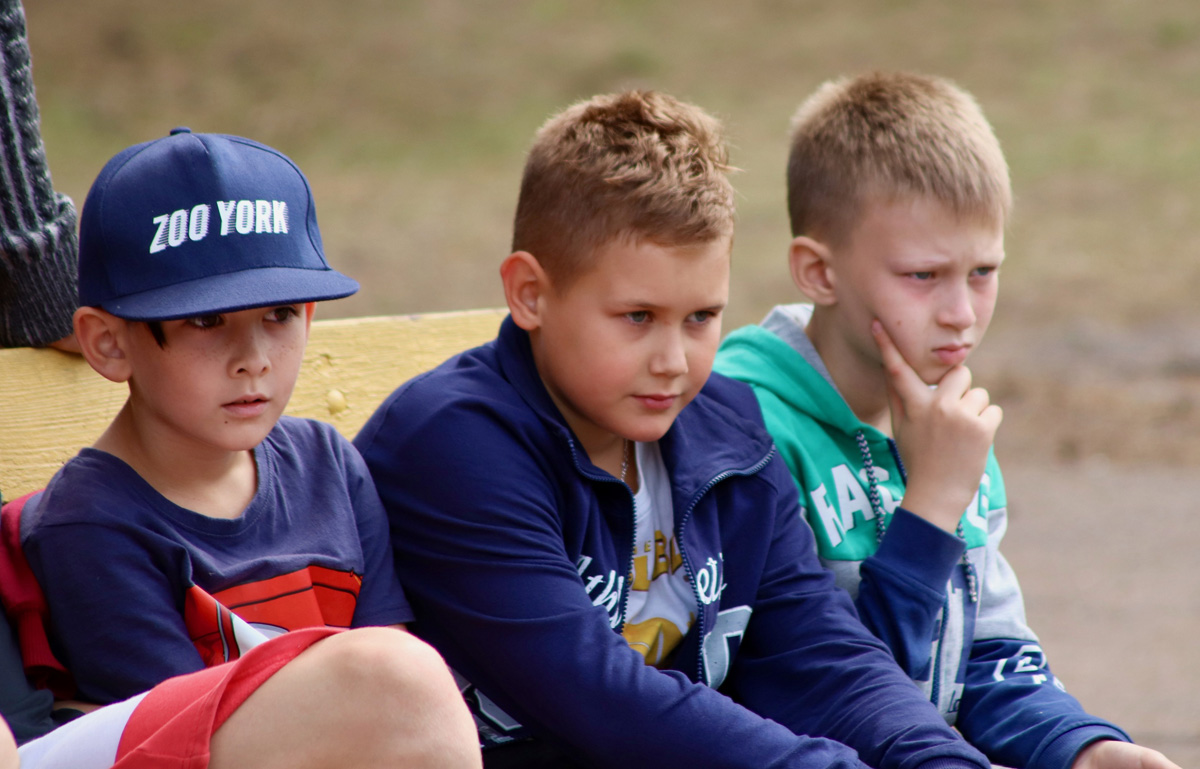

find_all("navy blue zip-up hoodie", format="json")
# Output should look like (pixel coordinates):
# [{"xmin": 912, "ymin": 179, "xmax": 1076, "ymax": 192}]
[{"xmin": 356, "ymin": 316, "xmax": 990, "ymax": 769}]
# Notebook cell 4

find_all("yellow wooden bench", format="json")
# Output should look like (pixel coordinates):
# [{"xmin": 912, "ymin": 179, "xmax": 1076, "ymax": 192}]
[{"xmin": 0, "ymin": 308, "xmax": 508, "ymax": 499}]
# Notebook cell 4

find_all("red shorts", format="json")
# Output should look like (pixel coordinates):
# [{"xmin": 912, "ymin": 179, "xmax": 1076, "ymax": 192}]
[{"xmin": 114, "ymin": 627, "xmax": 340, "ymax": 768}]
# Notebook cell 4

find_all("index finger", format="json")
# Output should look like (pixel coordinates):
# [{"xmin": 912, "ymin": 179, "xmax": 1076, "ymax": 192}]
[{"xmin": 871, "ymin": 320, "xmax": 928, "ymax": 400}]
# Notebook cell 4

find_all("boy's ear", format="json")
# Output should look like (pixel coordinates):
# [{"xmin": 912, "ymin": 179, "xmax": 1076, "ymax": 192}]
[
  {"xmin": 303, "ymin": 302, "xmax": 316, "ymax": 332},
  {"xmin": 73, "ymin": 306, "xmax": 133, "ymax": 383},
  {"xmin": 500, "ymin": 251, "xmax": 549, "ymax": 331},
  {"xmin": 788, "ymin": 235, "xmax": 837, "ymax": 306}
]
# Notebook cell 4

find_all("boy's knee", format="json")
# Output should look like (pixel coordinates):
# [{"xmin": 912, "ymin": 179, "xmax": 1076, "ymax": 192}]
[
  {"xmin": 317, "ymin": 627, "xmax": 459, "ymax": 702},
  {"xmin": 311, "ymin": 628, "xmax": 480, "ymax": 767},
  {"xmin": 213, "ymin": 629, "xmax": 479, "ymax": 768}
]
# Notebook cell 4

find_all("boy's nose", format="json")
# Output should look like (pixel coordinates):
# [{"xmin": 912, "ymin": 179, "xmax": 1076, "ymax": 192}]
[
  {"xmin": 649, "ymin": 330, "xmax": 688, "ymax": 377},
  {"xmin": 938, "ymin": 285, "xmax": 977, "ymax": 330},
  {"xmin": 232, "ymin": 331, "xmax": 271, "ymax": 376}
]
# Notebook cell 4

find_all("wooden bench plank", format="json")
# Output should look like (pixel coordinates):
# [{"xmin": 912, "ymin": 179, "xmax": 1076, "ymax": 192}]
[{"xmin": 0, "ymin": 308, "xmax": 506, "ymax": 499}]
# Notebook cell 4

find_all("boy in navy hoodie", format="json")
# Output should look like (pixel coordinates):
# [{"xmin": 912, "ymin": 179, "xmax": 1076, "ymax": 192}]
[{"xmin": 356, "ymin": 90, "xmax": 992, "ymax": 769}]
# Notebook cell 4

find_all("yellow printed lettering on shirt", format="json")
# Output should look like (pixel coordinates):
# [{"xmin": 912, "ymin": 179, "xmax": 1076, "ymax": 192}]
[{"xmin": 631, "ymin": 531, "xmax": 683, "ymax": 590}]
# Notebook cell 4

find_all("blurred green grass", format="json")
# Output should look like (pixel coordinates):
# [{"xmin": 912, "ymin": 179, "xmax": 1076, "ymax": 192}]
[
  {"xmin": 25, "ymin": 0, "xmax": 1200, "ymax": 334},
  {"xmin": 23, "ymin": 8, "xmax": 1200, "ymax": 750}
]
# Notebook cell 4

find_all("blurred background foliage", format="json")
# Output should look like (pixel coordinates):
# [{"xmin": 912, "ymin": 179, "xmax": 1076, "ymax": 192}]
[
  {"xmin": 26, "ymin": 0, "xmax": 1200, "ymax": 462},
  {"xmin": 24, "ymin": 6, "xmax": 1200, "ymax": 751}
]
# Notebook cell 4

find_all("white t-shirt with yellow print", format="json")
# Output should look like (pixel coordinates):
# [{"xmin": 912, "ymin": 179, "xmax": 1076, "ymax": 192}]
[{"xmin": 622, "ymin": 441, "xmax": 697, "ymax": 667}]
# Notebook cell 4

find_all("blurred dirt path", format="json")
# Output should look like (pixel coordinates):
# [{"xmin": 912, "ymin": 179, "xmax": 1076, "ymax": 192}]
[{"xmin": 1001, "ymin": 459, "xmax": 1199, "ymax": 766}]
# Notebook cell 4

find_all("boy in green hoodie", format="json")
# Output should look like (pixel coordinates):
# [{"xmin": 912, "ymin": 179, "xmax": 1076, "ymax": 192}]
[{"xmin": 714, "ymin": 71, "xmax": 1175, "ymax": 769}]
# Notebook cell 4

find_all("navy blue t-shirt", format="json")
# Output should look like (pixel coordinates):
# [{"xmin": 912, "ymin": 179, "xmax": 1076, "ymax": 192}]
[{"xmin": 23, "ymin": 416, "xmax": 412, "ymax": 704}]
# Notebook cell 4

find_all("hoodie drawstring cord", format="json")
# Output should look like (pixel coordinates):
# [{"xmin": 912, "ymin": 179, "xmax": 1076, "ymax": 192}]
[{"xmin": 854, "ymin": 430, "xmax": 979, "ymax": 604}]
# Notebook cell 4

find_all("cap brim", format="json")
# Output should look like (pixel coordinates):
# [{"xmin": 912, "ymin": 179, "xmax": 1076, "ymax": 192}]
[{"xmin": 101, "ymin": 266, "xmax": 360, "ymax": 321}]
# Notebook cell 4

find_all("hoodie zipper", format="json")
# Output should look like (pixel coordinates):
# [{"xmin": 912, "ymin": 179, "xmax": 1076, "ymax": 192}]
[
  {"xmin": 568, "ymin": 430, "xmax": 776, "ymax": 684},
  {"xmin": 565, "ymin": 436, "xmax": 637, "ymax": 632},
  {"xmin": 677, "ymin": 447, "xmax": 776, "ymax": 685}
]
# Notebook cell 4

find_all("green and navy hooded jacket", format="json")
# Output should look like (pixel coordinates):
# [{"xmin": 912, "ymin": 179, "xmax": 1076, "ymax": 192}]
[{"xmin": 715, "ymin": 304, "xmax": 1130, "ymax": 769}]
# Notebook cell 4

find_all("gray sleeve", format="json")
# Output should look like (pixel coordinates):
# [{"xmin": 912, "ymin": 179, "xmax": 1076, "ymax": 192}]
[
  {"xmin": 0, "ymin": 0, "xmax": 78, "ymax": 348},
  {"xmin": 972, "ymin": 501, "xmax": 1039, "ymax": 642}
]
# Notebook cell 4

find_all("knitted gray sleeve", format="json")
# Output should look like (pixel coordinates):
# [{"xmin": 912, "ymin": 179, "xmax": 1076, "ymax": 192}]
[{"xmin": 0, "ymin": 0, "xmax": 78, "ymax": 348}]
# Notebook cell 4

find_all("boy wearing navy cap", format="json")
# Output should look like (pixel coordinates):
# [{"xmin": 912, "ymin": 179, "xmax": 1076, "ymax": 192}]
[{"xmin": 9, "ymin": 129, "xmax": 479, "ymax": 768}]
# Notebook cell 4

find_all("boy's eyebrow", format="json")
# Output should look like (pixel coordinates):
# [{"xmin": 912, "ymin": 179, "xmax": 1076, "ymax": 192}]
[
  {"xmin": 620, "ymin": 299, "xmax": 728, "ymax": 312},
  {"xmin": 889, "ymin": 248, "xmax": 1005, "ymax": 267}
]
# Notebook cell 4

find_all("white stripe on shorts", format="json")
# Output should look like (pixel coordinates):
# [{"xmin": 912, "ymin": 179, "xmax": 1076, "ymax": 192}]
[{"xmin": 16, "ymin": 692, "xmax": 148, "ymax": 769}]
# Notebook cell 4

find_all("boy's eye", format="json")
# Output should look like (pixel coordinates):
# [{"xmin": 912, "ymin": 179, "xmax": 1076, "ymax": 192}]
[
  {"xmin": 908, "ymin": 271, "xmax": 934, "ymax": 281},
  {"xmin": 688, "ymin": 310, "xmax": 716, "ymax": 324},
  {"xmin": 971, "ymin": 266, "xmax": 997, "ymax": 278},
  {"xmin": 626, "ymin": 311, "xmax": 650, "ymax": 324},
  {"xmin": 184, "ymin": 314, "xmax": 224, "ymax": 329},
  {"xmin": 267, "ymin": 306, "xmax": 300, "ymax": 323}
]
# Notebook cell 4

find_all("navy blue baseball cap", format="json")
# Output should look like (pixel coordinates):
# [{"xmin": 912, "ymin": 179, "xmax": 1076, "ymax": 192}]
[{"xmin": 78, "ymin": 127, "xmax": 359, "ymax": 321}]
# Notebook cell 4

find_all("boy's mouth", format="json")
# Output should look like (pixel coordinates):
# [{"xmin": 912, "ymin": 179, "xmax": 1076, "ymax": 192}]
[
  {"xmin": 635, "ymin": 393, "xmax": 679, "ymax": 411},
  {"xmin": 933, "ymin": 344, "xmax": 970, "ymax": 366},
  {"xmin": 223, "ymin": 394, "xmax": 269, "ymax": 416}
]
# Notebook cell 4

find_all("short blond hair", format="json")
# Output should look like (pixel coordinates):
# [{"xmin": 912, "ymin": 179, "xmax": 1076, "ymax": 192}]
[
  {"xmin": 512, "ymin": 90, "xmax": 735, "ymax": 286},
  {"xmin": 787, "ymin": 71, "xmax": 1011, "ymax": 246}
]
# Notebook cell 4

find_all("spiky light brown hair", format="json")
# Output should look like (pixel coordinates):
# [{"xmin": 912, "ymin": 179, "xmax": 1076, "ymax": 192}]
[
  {"xmin": 512, "ymin": 90, "xmax": 735, "ymax": 286},
  {"xmin": 787, "ymin": 71, "xmax": 1011, "ymax": 246}
]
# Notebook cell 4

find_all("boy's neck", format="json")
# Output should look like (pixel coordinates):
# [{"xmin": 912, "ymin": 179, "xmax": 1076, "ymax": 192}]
[
  {"xmin": 804, "ymin": 312, "xmax": 893, "ymax": 436},
  {"xmin": 95, "ymin": 401, "xmax": 259, "ymax": 519}
]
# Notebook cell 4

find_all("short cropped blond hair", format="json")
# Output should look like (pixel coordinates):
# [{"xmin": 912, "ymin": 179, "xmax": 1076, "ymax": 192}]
[
  {"xmin": 787, "ymin": 71, "xmax": 1011, "ymax": 246},
  {"xmin": 512, "ymin": 90, "xmax": 735, "ymax": 286}
]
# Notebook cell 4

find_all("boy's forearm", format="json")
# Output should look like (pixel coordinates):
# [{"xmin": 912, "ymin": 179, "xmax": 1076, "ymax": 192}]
[
  {"xmin": 855, "ymin": 508, "xmax": 965, "ymax": 675},
  {"xmin": 392, "ymin": 504, "xmax": 871, "ymax": 769},
  {"xmin": 959, "ymin": 637, "xmax": 1130, "ymax": 769}
]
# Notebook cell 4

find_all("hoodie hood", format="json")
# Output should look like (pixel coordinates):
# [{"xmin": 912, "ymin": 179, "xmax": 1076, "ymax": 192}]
[
  {"xmin": 716, "ymin": 303, "xmax": 994, "ymax": 561},
  {"xmin": 716, "ymin": 304, "xmax": 905, "ymax": 562},
  {"xmin": 715, "ymin": 304, "xmax": 887, "ymax": 443}
]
